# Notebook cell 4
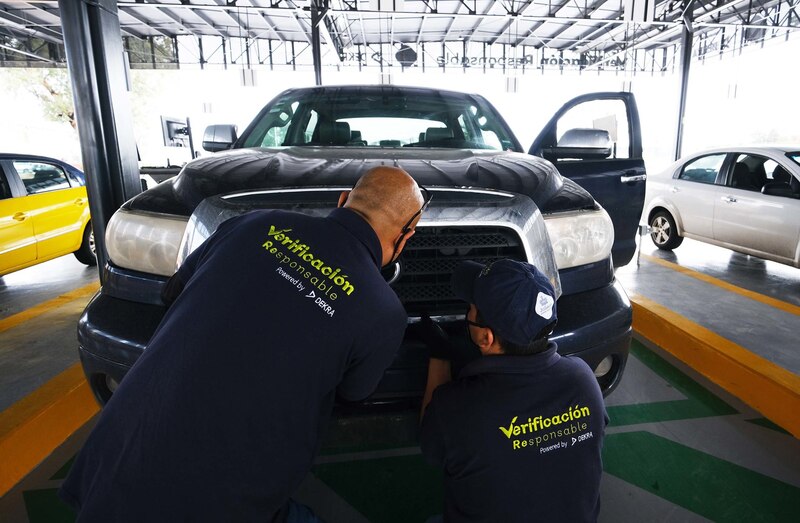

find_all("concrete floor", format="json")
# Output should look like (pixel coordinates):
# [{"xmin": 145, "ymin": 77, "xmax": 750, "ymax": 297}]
[{"xmin": 1, "ymin": 236, "xmax": 799, "ymax": 522}]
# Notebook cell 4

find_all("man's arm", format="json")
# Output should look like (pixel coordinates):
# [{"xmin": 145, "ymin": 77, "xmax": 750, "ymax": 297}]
[
  {"xmin": 419, "ymin": 388, "xmax": 447, "ymax": 467},
  {"xmin": 337, "ymin": 307, "xmax": 406, "ymax": 402},
  {"xmin": 420, "ymin": 358, "xmax": 451, "ymax": 420},
  {"xmin": 416, "ymin": 315, "xmax": 456, "ymax": 420}
]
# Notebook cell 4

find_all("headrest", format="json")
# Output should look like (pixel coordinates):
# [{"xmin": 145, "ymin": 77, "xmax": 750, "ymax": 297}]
[
  {"xmin": 318, "ymin": 121, "xmax": 351, "ymax": 145},
  {"xmin": 33, "ymin": 169, "xmax": 60, "ymax": 181},
  {"xmin": 425, "ymin": 127, "xmax": 453, "ymax": 142},
  {"xmin": 772, "ymin": 166, "xmax": 791, "ymax": 184},
  {"xmin": 731, "ymin": 163, "xmax": 750, "ymax": 187},
  {"xmin": 350, "ymin": 130, "xmax": 362, "ymax": 141}
]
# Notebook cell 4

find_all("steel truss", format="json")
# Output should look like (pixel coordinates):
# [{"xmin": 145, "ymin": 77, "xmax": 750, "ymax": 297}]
[{"xmin": 0, "ymin": 0, "xmax": 797, "ymax": 74}]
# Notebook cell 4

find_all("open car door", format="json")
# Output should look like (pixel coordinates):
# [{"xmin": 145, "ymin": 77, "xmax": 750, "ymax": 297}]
[{"xmin": 529, "ymin": 92, "xmax": 646, "ymax": 268}]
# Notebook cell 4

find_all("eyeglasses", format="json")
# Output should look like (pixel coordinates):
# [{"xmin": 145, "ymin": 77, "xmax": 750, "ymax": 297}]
[
  {"xmin": 387, "ymin": 184, "xmax": 432, "ymax": 265},
  {"xmin": 465, "ymin": 306, "xmax": 488, "ymax": 329},
  {"xmin": 400, "ymin": 184, "xmax": 432, "ymax": 234}
]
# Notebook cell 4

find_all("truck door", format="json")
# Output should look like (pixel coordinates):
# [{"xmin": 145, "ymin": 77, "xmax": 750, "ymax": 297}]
[{"xmin": 529, "ymin": 92, "xmax": 646, "ymax": 268}]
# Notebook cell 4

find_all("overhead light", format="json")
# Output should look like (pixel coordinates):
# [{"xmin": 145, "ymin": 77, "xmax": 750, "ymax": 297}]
[
  {"xmin": 506, "ymin": 76, "xmax": 518, "ymax": 93},
  {"xmin": 240, "ymin": 68, "xmax": 257, "ymax": 87}
]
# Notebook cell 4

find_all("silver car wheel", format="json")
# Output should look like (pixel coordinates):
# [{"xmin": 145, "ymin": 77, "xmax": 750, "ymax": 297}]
[
  {"xmin": 651, "ymin": 216, "xmax": 670, "ymax": 246},
  {"xmin": 649, "ymin": 211, "xmax": 683, "ymax": 250}
]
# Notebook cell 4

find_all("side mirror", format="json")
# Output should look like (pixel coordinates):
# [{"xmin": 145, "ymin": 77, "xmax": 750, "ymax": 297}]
[
  {"xmin": 761, "ymin": 181, "xmax": 794, "ymax": 198},
  {"xmin": 202, "ymin": 124, "xmax": 238, "ymax": 152},
  {"xmin": 544, "ymin": 128, "xmax": 612, "ymax": 160}
]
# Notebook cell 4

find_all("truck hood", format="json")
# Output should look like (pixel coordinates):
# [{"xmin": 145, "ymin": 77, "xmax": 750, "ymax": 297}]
[{"xmin": 125, "ymin": 147, "xmax": 596, "ymax": 216}]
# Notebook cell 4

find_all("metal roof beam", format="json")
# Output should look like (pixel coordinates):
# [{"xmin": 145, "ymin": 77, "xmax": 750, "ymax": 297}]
[
  {"xmin": 153, "ymin": 6, "xmax": 198, "ymax": 35},
  {"xmin": 537, "ymin": 0, "xmax": 611, "ymax": 49},
  {"xmin": 212, "ymin": 0, "xmax": 260, "ymax": 39},
  {"xmin": 0, "ymin": 39, "xmax": 58, "ymax": 62},
  {"xmin": 191, "ymin": 9, "xmax": 228, "ymax": 38},
  {"xmin": 0, "ymin": 7, "xmax": 63, "ymax": 44},
  {"xmin": 505, "ymin": 0, "xmax": 569, "ymax": 47},
  {"xmin": 460, "ymin": 1, "xmax": 494, "ymax": 43},
  {"xmin": 486, "ymin": 0, "xmax": 535, "ymax": 45},
  {"xmin": 119, "ymin": 6, "xmax": 171, "ymax": 37}
]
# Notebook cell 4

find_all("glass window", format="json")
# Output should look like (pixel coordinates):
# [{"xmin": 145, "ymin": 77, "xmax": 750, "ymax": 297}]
[
  {"xmin": 729, "ymin": 154, "xmax": 768, "ymax": 192},
  {"xmin": 66, "ymin": 167, "xmax": 85, "ymax": 186},
  {"xmin": 763, "ymin": 160, "xmax": 781, "ymax": 181},
  {"xmin": 678, "ymin": 154, "xmax": 725, "ymax": 185},
  {"xmin": 0, "ymin": 169, "xmax": 11, "ymax": 199},
  {"xmin": 341, "ymin": 117, "xmax": 441, "ymax": 146},
  {"xmin": 14, "ymin": 161, "xmax": 71, "ymax": 195},
  {"xmin": 239, "ymin": 88, "xmax": 520, "ymax": 152}
]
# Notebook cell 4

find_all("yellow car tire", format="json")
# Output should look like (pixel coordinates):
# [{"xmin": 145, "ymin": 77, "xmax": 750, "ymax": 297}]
[{"xmin": 74, "ymin": 223, "xmax": 97, "ymax": 266}]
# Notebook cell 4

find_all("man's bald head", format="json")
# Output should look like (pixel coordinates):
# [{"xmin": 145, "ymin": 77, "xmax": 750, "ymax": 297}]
[
  {"xmin": 344, "ymin": 166, "xmax": 424, "ymax": 232},
  {"xmin": 339, "ymin": 166, "xmax": 425, "ymax": 266}
]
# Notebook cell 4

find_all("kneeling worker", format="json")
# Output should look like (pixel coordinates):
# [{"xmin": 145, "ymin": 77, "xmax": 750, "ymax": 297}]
[{"xmin": 420, "ymin": 259, "xmax": 608, "ymax": 522}]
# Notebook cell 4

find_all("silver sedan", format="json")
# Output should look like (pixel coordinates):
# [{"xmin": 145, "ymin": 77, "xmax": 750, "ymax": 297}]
[{"xmin": 643, "ymin": 146, "xmax": 800, "ymax": 268}]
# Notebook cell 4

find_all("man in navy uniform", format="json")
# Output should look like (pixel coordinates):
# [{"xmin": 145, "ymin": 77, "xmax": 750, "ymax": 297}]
[
  {"xmin": 60, "ymin": 166, "xmax": 429, "ymax": 522},
  {"xmin": 420, "ymin": 259, "xmax": 608, "ymax": 522}
]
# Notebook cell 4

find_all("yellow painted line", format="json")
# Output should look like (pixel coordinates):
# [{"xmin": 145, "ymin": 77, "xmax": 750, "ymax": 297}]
[
  {"xmin": 631, "ymin": 293, "xmax": 800, "ymax": 438},
  {"xmin": 0, "ymin": 363, "xmax": 99, "ymax": 497},
  {"xmin": 641, "ymin": 253, "xmax": 800, "ymax": 317},
  {"xmin": 0, "ymin": 282, "xmax": 100, "ymax": 334}
]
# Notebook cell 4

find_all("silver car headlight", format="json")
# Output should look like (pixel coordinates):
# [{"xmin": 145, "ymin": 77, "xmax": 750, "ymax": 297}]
[
  {"xmin": 544, "ymin": 209, "xmax": 614, "ymax": 269},
  {"xmin": 105, "ymin": 209, "xmax": 189, "ymax": 276}
]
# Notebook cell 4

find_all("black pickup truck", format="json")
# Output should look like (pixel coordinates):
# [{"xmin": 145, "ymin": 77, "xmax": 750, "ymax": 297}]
[{"xmin": 78, "ymin": 85, "xmax": 646, "ymax": 406}]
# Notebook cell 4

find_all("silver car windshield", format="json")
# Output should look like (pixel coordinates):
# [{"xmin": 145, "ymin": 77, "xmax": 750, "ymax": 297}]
[{"xmin": 239, "ymin": 87, "xmax": 521, "ymax": 152}]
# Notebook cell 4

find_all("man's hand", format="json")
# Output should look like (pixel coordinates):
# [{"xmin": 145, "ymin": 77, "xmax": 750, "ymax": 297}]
[{"xmin": 417, "ymin": 314, "xmax": 458, "ymax": 360}]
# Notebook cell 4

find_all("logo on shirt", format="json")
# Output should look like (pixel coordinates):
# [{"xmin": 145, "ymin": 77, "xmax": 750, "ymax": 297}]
[
  {"xmin": 498, "ymin": 405, "xmax": 593, "ymax": 452},
  {"xmin": 262, "ymin": 225, "xmax": 356, "ymax": 303}
]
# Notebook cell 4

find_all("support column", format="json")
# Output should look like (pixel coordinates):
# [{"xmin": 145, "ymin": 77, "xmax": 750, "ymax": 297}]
[
  {"xmin": 674, "ymin": 0, "xmax": 695, "ymax": 160},
  {"xmin": 311, "ymin": 0, "xmax": 328, "ymax": 86},
  {"xmin": 59, "ymin": 0, "xmax": 141, "ymax": 282}
]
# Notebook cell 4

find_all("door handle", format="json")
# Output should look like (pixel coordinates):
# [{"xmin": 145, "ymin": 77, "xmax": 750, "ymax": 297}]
[
  {"xmin": 74, "ymin": 198, "xmax": 86, "ymax": 206},
  {"xmin": 670, "ymin": 186, "xmax": 679, "ymax": 193},
  {"xmin": 12, "ymin": 212, "xmax": 28, "ymax": 221},
  {"xmin": 620, "ymin": 174, "xmax": 647, "ymax": 183},
  {"xmin": 722, "ymin": 196, "xmax": 737, "ymax": 203}
]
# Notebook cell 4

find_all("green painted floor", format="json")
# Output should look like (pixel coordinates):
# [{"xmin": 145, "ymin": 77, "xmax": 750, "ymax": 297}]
[{"xmin": 2, "ymin": 338, "xmax": 799, "ymax": 522}]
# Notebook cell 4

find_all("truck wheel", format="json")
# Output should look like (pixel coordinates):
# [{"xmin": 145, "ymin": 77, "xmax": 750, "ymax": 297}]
[
  {"xmin": 74, "ymin": 224, "xmax": 97, "ymax": 266},
  {"xmin": 649, "ymin": 211, "xmax": 683, "ymax": 250}
]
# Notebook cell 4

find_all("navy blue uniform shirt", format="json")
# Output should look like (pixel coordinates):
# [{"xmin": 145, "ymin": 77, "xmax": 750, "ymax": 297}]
[
  {"xmin": 60, "ymin": 208, "xmax": 407, "ymax": 522},
  {"xmin": 420, "ymin": 343, "xmax": 608, "ymax": 523}
]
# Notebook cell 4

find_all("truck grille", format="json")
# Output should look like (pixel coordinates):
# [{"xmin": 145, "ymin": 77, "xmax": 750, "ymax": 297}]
[{"xmin": 384, "ymin": 226, "xmax": 526, "ymax": 316}]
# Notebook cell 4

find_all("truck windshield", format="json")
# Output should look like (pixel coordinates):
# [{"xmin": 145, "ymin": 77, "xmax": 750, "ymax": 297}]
[{"xmin": 239, "ymin": 87, "xmax": 521, "ymax": 152}]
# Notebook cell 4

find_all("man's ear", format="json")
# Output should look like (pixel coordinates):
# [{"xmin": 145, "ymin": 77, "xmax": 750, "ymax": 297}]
[
  {"xmin": 337, "ymin": 191, "xmax": 350, "ymax": 208},
  {"xmin": 474, "ymin": 326, "xmax": 494, "ymax": 351},
  {"xmin": 393, "ymin": 228, "xmax": 416, "ymax": 256},
  {"xmin": 475, "ymin": 327, "xmax": 504, "ymax": 355}
]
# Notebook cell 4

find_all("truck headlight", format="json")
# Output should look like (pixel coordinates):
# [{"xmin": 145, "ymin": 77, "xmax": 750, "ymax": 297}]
[
  {"xmin": 544, "ymin": 209, "xmax": 614, "ymax": 269},
  {"xmin": 105, "ymin": 209, "xmax": 189, "ymax": 276}
]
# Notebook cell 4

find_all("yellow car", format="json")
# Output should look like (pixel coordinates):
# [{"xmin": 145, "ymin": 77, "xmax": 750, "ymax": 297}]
[{"xmin": 0, "ymin": 153, "xmax": 95, "ymax": 275}]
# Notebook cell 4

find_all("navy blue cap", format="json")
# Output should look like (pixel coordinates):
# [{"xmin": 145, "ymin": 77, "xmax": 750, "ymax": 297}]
[{"xmin": 451, "ymin": 259, "xmax": 557, "ymax": 346}]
